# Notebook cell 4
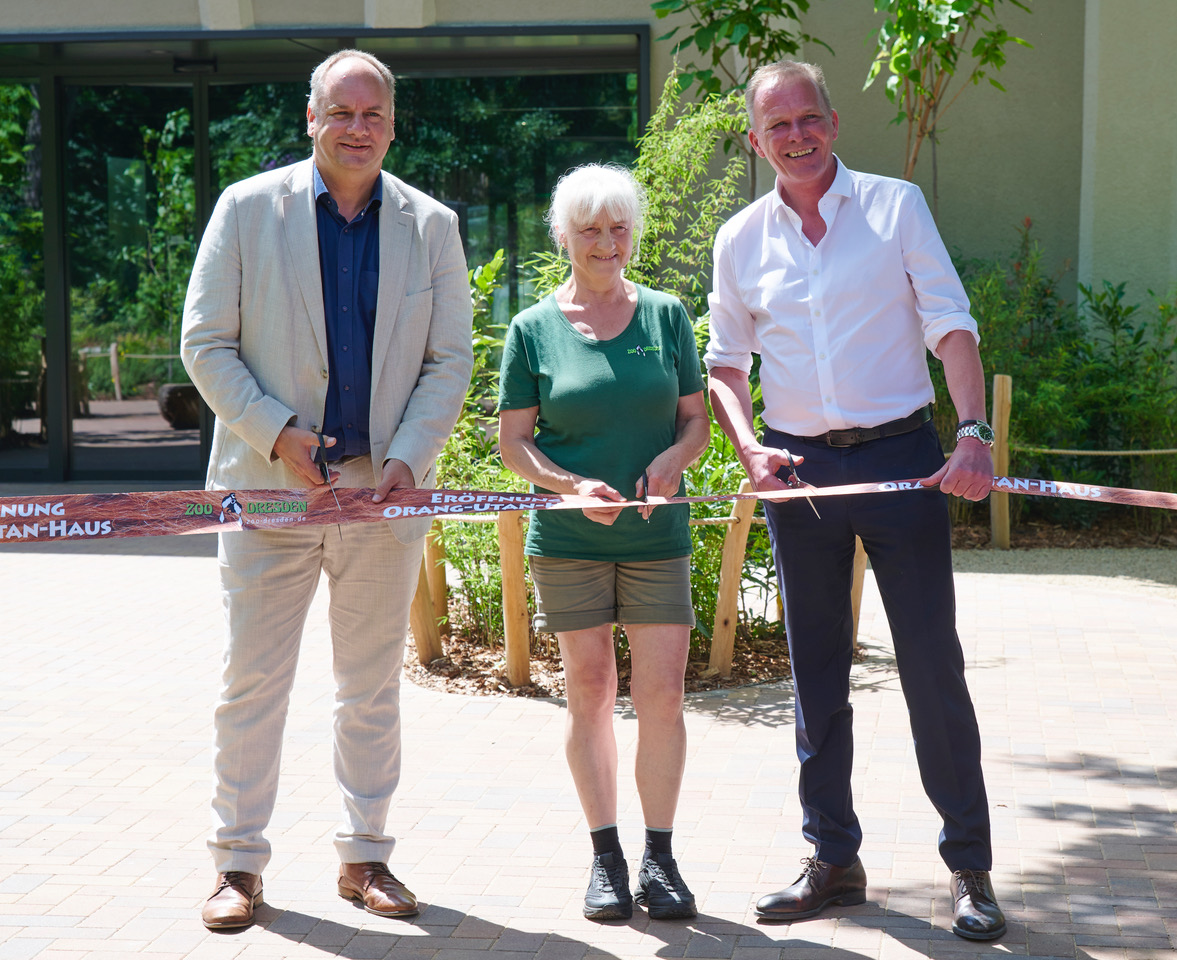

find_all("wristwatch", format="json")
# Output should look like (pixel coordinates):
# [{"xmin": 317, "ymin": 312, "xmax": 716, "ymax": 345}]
[{"xmin": 956, "ymin": 419, "xmax": 995, "ymax": 447}]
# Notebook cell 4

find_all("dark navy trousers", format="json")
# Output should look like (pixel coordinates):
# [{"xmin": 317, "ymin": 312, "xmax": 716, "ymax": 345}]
[{"xmin": 763, "ymin": 420, "xmax": 992, "ymax": 871}]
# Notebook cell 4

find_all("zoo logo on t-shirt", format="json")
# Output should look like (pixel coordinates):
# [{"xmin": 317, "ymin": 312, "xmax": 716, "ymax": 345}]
[{"xmin": 627, "ymin": 345, "xmax": 662, "ymax": 357}]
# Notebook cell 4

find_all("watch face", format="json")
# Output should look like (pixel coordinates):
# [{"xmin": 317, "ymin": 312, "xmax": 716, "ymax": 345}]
[{"xmin": 976, "ymin": 422, "xmax": 995, "ymax": 444}]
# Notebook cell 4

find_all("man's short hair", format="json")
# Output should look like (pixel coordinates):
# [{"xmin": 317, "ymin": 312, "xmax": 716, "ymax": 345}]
[
  {"xmin": 546, "ymin": 162, "xmax": 647, "ymax": 254},
  {"xmin": 745, "ymin": 60, "xmax": 832, "ymax": 127},
  {"xmin": 309, "ymin": 49, "xmax": 396, "ymax": 119}
]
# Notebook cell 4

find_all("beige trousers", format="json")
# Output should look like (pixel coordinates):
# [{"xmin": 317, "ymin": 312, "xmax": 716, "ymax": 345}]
[{"xmin": 209, "ymin": 459, "xmax": 423, "ymax": 874}]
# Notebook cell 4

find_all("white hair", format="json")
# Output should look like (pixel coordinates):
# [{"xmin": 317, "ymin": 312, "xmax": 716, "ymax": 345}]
[
  {"xmin": 745, "ymin": 59, "xmax": 832, "ymax": 127},
  {"xmin": 309, "ymin": 49, "xmax": 395, "ymax": 120},
  {"xmin": 546, "ymin": 163, "xmax": 646, "ymax": 252}
]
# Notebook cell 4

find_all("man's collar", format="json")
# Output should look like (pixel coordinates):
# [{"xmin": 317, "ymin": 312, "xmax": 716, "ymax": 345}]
[
  {"xmin": 312, "ymin": 163, "xmax": 384, "ymax": 208},
  {"xmin": 769, "ymin": 155, "xmax": 849, "ymax": 213},
  {"xmin": 827, "ymin": 155, "xmax": 851, "ymax": 197}
]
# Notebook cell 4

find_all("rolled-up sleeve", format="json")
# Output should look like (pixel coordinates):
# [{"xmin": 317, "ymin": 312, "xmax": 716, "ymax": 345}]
[{"xmin": 899, "ymin": 186, "xmax": 979, "ymax": 359}]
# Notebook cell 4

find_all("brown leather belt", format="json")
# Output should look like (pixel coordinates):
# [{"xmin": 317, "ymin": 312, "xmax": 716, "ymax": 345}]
[{"xmin": 802, "ymin": 404, "xmax": 933, "ymax": 447}]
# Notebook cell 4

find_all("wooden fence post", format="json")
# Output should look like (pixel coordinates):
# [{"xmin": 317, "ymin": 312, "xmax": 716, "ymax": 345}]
[
  {"xmin": 409, "ymin": 562, "xmax": 444, "ymax": 665},
  {"xmin": 497, "ymin": 511, "xmax": 532, "ymax": 687},
  {"xmin": 424, "ymin": 522, "xmax": 448, "ymax": 635},
  {"xmin": 990, "ymin": 373, "xmax": 1013, "ymax": 549},
  {"xmin": 708, "ymin": 479, "xmax": 756, "ymax": 678},
  {"xmin": 109, "ymin": 342, "xmax": 122, "ymax": 402}
]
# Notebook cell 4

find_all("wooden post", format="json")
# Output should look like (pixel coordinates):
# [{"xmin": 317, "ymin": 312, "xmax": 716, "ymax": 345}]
[
  {"xmin": 409, "ymin": 561, "xmax": 443, "ymax": 665},
  {"xmin": 708, "ymin": 479, "xmax": 757, "ymax": 678},
  {"xmin": 109, "ymin": 342, "xmax": 122, "ymax": 402},
  {"xmin": 424, "ymin": 522, "xmax": 448, "ymax": 635},
  {"xmin": 849, "ymin": 536, "xmax": 868, "ymax": 655},
  {"xmin": 497, "ymin": 511, "xmax": 532, "ymax": 687},
  {"xmin": 990, "ymin": 373, "xmax": 1013, "ymax": 549}
]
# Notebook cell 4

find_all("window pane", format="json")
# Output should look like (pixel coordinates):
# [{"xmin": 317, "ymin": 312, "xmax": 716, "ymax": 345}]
[
  {"xmin": 391, "ymin": 73, "xmax": 638, "ymax": 317},
  {"xmin": 64, "ymin": 84, "xmax": 203, "ymax": 478},
  {"xmin": 0, "ymin": 81, "xmax": 48, "ymax": 473}
]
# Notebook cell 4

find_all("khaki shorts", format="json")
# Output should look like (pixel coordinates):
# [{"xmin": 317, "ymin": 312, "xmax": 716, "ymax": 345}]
[{"xmin": 528, "ymin": 555, "xmax": 696, "ymax": 633}]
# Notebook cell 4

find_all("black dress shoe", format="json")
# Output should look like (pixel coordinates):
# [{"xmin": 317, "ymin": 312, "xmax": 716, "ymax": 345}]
[
  {"xmin": 755, "ymin": 857, "xmax": 867, "ymax": 920},
  {"xmin": 950, "ymin": 869, "xmax": 1006, "ymax": 940}
]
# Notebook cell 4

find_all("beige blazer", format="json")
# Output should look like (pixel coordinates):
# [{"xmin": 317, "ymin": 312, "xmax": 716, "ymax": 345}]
[{"xmin": 181, "ymin": 159, "xmax": 474, "ymax": 543}]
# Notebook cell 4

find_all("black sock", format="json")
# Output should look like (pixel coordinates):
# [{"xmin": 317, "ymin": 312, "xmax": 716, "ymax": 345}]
[
  {"xmin": 590, "ymin": 824, "xmax": 624, "ymax": 859},
  {"xmin": 644, "ymin": 826, "xmax": 673, "ymax": 861}
]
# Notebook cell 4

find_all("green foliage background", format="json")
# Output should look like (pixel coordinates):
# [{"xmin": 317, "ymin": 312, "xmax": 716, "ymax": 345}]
[
  {"xmin": 944, "ymin": 219, "xmax": 1177, "ymax": 534},
  {"xmin": 0, "ymin": 84, "xmax": 44, "ymax": 443}
]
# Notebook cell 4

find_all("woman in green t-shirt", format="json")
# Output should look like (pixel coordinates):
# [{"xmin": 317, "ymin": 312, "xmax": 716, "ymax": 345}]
[{"xmin": 498, "ymin": 164, "xmax": 710, "ymax": 922}]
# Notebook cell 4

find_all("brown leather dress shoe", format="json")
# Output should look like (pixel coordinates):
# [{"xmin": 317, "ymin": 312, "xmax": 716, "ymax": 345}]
[
  {"xmin": 338, "ymin": 862, "xmax": 419, "ymax": 918},
  {"xmin": 950, "ymin": 869, "xmax": 1006, "ymax": 940},
  {"xmin": 755, "ymin": 857, "xmax": 867, "ymax": 920},
  {"xmin": 201, "ymin": 872, "xmax": 263, "ymax": 930}
]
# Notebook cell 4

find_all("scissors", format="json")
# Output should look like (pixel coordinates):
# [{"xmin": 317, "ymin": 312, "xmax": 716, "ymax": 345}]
[
  {"xmin": 783, "ymin": 450, "xmax": 821, "ymax": 519},
  {"xmin": 316, "ymin": 433, "xmax": 344, "ymax": 539}
]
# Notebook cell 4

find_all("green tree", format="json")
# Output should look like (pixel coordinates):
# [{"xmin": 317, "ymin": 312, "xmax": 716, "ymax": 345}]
[
  {"xmin": 651, "ymin": 0, "xmax": 828, "ymax": 198},
  {"xmin": 865, "ymin": 0, "xmax": 1032, "ymax": 206}
]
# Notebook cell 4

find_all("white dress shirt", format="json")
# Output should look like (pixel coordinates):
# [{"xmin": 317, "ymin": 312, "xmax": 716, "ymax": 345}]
[{"xmin": 704, "ymin": 157, "xmax": 978, "ymax": 437}]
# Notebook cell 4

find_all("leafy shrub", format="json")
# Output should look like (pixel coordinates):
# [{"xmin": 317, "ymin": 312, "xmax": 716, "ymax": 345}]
[{"xmin": 943, "ymin": 219, "xmax": 1177, "ymax": 532}]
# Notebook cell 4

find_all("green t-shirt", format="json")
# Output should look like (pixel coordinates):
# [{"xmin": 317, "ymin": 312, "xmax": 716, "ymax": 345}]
[{"xmin": 498, "ymin": 286, "xmax": 705, "ymax": 561}]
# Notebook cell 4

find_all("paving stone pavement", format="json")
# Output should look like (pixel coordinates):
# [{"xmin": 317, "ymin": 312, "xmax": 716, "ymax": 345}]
[{"xmin": 1, "ymin": 531, "xmax": 1175, "ymax": 960}]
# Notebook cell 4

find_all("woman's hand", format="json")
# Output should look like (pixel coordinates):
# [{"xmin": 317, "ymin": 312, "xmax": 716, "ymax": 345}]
[
  {"xmin": 575, "ymin": 478, "xmax": 625, "ymax": 526},
  {"xmin": 634, "ymin": 391, "xmax": 711, "ymax": 519},
  {"xmin": 635, "ymin": 451, "xmax": 683, "ymax": 521}
]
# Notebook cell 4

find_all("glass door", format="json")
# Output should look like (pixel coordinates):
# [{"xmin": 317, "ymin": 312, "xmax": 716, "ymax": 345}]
[{"xmin": 64, "ymin": 83, "xmax": 203, "ymax": 478}]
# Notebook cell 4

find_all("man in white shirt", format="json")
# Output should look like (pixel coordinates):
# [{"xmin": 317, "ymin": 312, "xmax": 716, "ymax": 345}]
[{"xmin": 705, "ymin": 59, "xmax": 1005, "ymax": 942}]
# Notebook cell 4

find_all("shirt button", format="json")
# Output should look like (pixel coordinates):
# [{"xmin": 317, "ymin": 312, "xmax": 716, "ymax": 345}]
[
  {"xmin": 342, "ymin": 345, "xmax": 349, "ymax": 352},
  {"xmin": 814, "ymin": 310, "xmax": 822, "ymax": 317},
  {"xmin": 344, "ymin": 385, "xmax": 350, "ymax": 391},
  {"xmin": 342, "ymin": 266, "xmax": 349, "ymax": 273},
  {"xmin": 818, "ymin": 352, "xmax": 827, "ymax": 360},
  {"xmin": 320, "ymin": 369, "xmax": 328, "ymax": 379},
  {"xmin": 824, "ymin": 396, "xmax": 832, "ymax": 403},
  {"xmin": 341, "ymin": 305, "xmax": 349, "ymax": 312}
]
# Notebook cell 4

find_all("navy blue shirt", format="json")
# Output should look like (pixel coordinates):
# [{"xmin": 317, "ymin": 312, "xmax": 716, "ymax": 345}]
[{"xmin": 314, "ymin": 164, "xmax": 381, "ymax": 461}]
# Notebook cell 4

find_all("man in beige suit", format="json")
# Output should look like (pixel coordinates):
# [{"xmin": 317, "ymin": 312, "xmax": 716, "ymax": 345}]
[{"xmin": 182, "ymin": 49, "xmax": 473, "ymax": 930}]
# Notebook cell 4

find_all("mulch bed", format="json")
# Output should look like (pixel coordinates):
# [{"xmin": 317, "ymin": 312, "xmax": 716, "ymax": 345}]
[{"xmin": 404, "ymin": 515, "xmax": 1174, "ymax": 700}]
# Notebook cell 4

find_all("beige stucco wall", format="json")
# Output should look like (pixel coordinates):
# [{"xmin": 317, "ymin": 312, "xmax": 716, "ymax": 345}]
[
  {"xmin": 1, "ymin": 0, "xmax": 199, "ymax": 29},
  {"xmin": 796, "ymin": 0, "xmax": 1083, "ymax": 291},
  {"xmin": 251, "ymin": 0, "xmax": 364, "ymax": 26},
  {"xmin": 1080, "ymin": 0, "xmax": 1177, "ymax": 305}
]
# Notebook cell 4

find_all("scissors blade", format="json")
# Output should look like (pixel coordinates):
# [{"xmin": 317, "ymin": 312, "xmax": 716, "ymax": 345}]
[{"xmin": 785, "ymin": 451, "xmax": 821, "ymax": 520}]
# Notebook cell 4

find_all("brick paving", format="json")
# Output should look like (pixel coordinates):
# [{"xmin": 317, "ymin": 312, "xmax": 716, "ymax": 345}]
[{"xmin": 1, "ymin": 530, "xmax": 1175, "ymax": 960}]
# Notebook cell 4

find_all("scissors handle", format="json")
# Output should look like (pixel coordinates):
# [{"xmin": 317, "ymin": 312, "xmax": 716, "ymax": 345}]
[{"xmin": 315, "ymin": 433, "xmax": 344, "ymax": 514}]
